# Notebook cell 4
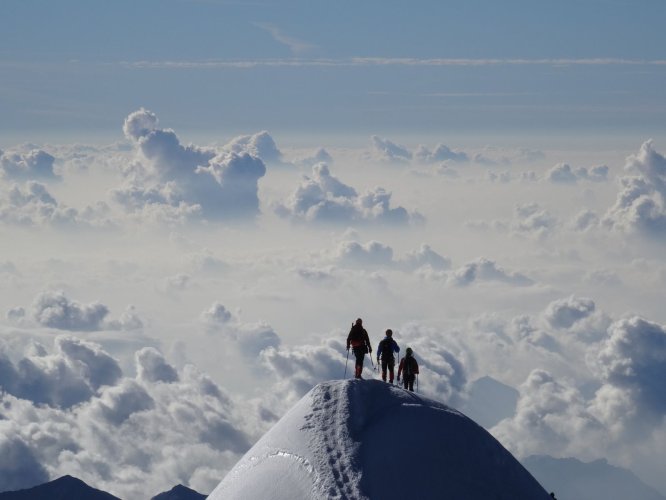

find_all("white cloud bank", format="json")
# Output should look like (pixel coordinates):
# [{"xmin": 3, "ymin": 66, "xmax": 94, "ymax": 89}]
[
  {"xmin": 0, "ymin": 182, "xmax": 109, "ymax": 227},
  {"xmin": 7, "ymin": 290, "xmax": 143, "ymax": 332},
  {"xmin": 0, "ymin": 336, "xmax": 258, "ymax": 498},
  {"xmin": 603, "ymin": 140, "xmax": 666, "ymax": 238},
  {"xmin": 0, "ymin": 148, "xmax": 59, "ymax": 182},
  {"xmin": 275, "ymin": 163, "xmax": 421, "ymax": 224},
  {"xmin": 546, "ymin": 163, "xmax": 608, "ymax": 184},
  {"xmin": 114, "ymin": 108, "xmax": 266, "ymax": 222}
]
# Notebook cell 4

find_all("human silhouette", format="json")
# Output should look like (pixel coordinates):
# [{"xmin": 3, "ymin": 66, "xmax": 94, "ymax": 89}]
[
  {"xmin": 397, "ymin": 347, "xmax": 419, "ymax": 391},
  {"xmin": 376, "ymin": 329, "xmax": 400, "ymax": 383},
  {"xmin": 346, "ymin": 318, "xmax": 372, "ymax": 379}
]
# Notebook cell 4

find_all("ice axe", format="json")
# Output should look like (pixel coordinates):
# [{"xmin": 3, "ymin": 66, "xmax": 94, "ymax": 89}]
[{"xmin": 343, "ymin": 348, "xmax": 350, "ymax": 379}]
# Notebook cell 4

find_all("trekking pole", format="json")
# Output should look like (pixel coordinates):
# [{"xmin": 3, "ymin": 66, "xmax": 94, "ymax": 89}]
[{"xmin": 343, "ymin": 349, "xmax": 350, "ymax": 379}]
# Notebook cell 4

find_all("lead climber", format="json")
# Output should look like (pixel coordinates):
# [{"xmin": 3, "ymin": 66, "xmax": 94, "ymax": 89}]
[{"xmin": 346, "ymin": 318, "xmax": 372, "ymax": 379}]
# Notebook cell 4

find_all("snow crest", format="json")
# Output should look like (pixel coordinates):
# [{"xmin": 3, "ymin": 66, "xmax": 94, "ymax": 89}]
[{"xmin": 209, "ymin": 379, "xmax": 550, "ymax": 500}]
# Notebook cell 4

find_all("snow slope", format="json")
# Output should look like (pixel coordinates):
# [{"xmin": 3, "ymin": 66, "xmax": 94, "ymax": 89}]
[{"xmin": 209, "ymin": 379, "xmax": 550, "ymax": 500}]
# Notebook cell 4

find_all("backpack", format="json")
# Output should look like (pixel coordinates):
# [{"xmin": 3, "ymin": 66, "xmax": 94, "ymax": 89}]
[
  {"xmin": 404, "ymin": 356, "xmax": 417, "ymax": 375},
  {"xmin": 380, "ymin": 339, "xmax": 395, "ymax": 359},
  {"xmin": 348, "ymin": 324, "xmax": 366, "ymax": 344}
]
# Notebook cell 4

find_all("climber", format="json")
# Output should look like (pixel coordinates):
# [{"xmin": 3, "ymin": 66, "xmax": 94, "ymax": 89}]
[
  {"xmin": 397, "ymin": 347, "xmax": 419, "ymax": 391},
  {"xmin": 346, "ymin": 318, "xmax": 372, "ymax": 379},
  {"xmin": 376, "ymin": 329, "xmax": 400, "ymax": 383}
]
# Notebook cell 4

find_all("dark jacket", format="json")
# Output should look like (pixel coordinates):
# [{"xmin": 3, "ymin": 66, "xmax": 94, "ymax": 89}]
[
  {"xmin": 397, "ymin": 355, "xmax": 419, "ymax": 378},
  {"xmin": 377, "ymin": 337, "xmax": 400, "ymax": 362},
  {"xmin": 347, "ymin": 324, "xmax": 371, "ymax": 352}
]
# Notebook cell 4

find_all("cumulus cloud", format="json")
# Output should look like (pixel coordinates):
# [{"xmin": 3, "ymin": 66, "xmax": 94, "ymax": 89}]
[
  {"xmin": 395, "ymin": 323, "xmax": 468, "ymax": 406},
  {"xmin": 0, "ymin": 337, "xmax": 255, "ymax": 498},
  {"xmin": 511, "ymin": 203, "xmax": 558, "ymax": 239},
  {"xmin": 507, "ymin": 315, "xmax": 560, "ymax": 352},
  {"xmin": 369, "ymin": 135, "xmax": 412, "ymax": 163},
  {"xmin": 492, "ymin": 369, "xmax": 604, "ymax": 459},
  {"xmin": 399, "ymin": 244, "xmax": 452, "ymax": 271},
  {"xmin": 487, "ymin": 170, "xmax": 512, "ymax": 183},
  {"xmin": 0, "ymin": 436, "xmax": 49, "ymax": 492},
  {"xmin": 333, "ymin": 240, "xmax": 394, "ymax": 268},
  {"xmin": 546, "ymin": 163, "xmax": 609, "ymax": 183},
  {"xmin": 136, "ymin": 347, "xmax": 179, "ymax": 384},
  {"xmin": 295, "ymin": 147, "xmax": 333, "ymax": 168},
  {"xmin": 260, "ymin": 338, "xmax": 347, "ymax": 411},
  {"xmin": 0, "ymin": 182, "xmax": 81, "ymax": 227},
  {"xmin": 0, "ymin": 148, "xmax": 59, "ymax": 181},
  {"xmin": 275, "ymin": 163, "xmax": 419, "ymax": 224},
  {"xmin": 295, "ymin": 266, "xmax": 336, "ymax": 284},
  {"xmin": 0, "ymin": 336, "xmax": 122, "ymax": 408},
  {"xmin": 223, "ymin": 131, "xmax": 283, "ymax": 164},
  {"xmin": 544, "ymin": 296, "xmax": 596, "ymax": 329},
  {"xmin": 449, "ymin": 258, "xmax": 533, "ymax": 287},
  {"xmin": 329, "ymin": 240, "xmax": 451, "ymax": 273},
  {"xmin": 105, "ymin": 305, "xmax": 144, "ymax": 331},
  {"xmin": 200, "ymin": 302, "xmax": 233, "ymax": 325},
  {"xmin": 28, "ymin": 290, "xmax": 142, "ymax": 332},
  {"xmin": 592, "ymin": 316, "xmax": 666, "ymax": 416},
  {"xmin": 235, "ymin": 322, "xmax": 281, "ymax": 357},
  {"xmin": 465, "ymin": 202, "xmax": 557, "ymax": 239},
  {"xmin": 603, "ymin": 140, "xmax": 666, "ymax": 237},
  {"xmin": 199, "ymin": 302, "xmax": 280, "ymax": 357},
  {"xmin": 415, "ymin": 143, "xmax": 469, "ymax": 163},
  {"xmin": 116, "ymin": 108, "xmax": 267, "ymax": 221},
  {"xmin": 32, "ymin": 290, "xmax": 111, "ymax": 331},
  {"xmin": 570, "ymin": 209, "xmax": 600, "ymax": 232}
]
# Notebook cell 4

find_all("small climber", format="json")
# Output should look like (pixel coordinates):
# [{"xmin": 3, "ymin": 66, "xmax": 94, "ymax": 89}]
[
  {"xmin": 346, "ymin": 318, "xmax": 372, "ymax": 379},
  {"xmin": 397, "ymin": 347, "xmax": 419, "ymax": 391},
  {"xmin": 376, "ymin": 329, "xmax": 400, "ymax": 383}
]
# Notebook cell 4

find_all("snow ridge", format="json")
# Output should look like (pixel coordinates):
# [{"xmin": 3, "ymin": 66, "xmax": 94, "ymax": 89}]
[
  {"xmin": 304, "ymin": 381, "xmax": 365, "ymax": 499},
  {"xmin": 209, "ymin": 379, "xmax": 551, "ymax": 500}
]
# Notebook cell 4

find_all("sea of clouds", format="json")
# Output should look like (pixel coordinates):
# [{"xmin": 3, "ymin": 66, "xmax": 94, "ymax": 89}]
[{"xmin": 1, "ymin": 110, "xmax": 665, "ymax": 498}]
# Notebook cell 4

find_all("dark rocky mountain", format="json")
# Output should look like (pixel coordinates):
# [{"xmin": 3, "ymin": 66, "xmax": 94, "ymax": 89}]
[
  {"xmin": 151, "ymin": 484, "xmax": 207, "ymax": 500},
  {"xmin": 0, "ymin": 475, "xmax": 119, "ymax": 500}
]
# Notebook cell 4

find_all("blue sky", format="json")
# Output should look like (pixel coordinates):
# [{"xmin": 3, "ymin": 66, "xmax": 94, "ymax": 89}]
[{"xmin": 2, "ymin": 0, "xmax": 666, "ymax": 138}]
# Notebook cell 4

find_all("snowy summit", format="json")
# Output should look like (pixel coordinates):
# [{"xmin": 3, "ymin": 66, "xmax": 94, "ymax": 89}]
[{"xmin": 209, "ymin": 379, "xmax": 550, "ymax": 499}]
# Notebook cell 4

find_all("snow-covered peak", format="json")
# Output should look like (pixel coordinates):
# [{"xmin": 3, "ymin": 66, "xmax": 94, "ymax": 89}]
[{"xmin": 209, "ymin": 379, "xmax": 550, "ymax": 500}]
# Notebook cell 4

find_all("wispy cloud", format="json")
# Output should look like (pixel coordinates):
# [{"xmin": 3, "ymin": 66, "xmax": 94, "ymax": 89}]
[
  {"xmin": 116, "ymin": 57, "xmax": 666, "ymax": 70},
  {"xmin": 253, "ymin": 23, "xmax": 317, "ymax": 55}
]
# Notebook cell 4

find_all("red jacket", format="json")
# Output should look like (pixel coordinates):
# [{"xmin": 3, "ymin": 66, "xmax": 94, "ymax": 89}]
[{"xmin": 398, "ymin": 356, "xmax": 419, "ymax": 377}]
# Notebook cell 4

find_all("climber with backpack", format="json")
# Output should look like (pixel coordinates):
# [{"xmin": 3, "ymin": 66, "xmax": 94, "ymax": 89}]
[
  {"xmin": 376, "ymin": 329, "xmax": 400, "ymax": 384},
  {"xmin": 397, "ymin": 347, "xmax": 419, "ymax": 392},
  {"xmin": 346, "ymin": 318, "xmax": 372, "ymax": 379}
]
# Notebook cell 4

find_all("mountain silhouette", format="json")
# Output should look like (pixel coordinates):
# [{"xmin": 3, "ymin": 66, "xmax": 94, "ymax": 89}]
[
  {"xmin": 151, "ymin": 484, "xmax": 207, "ymax": 500},
  {"xmin": 523, "ymin": 455, "xmax": 666, "ymax": 500},
  {"xmin": 0, "ymin": 475, "xmax": 119, "ymax": 500}
]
